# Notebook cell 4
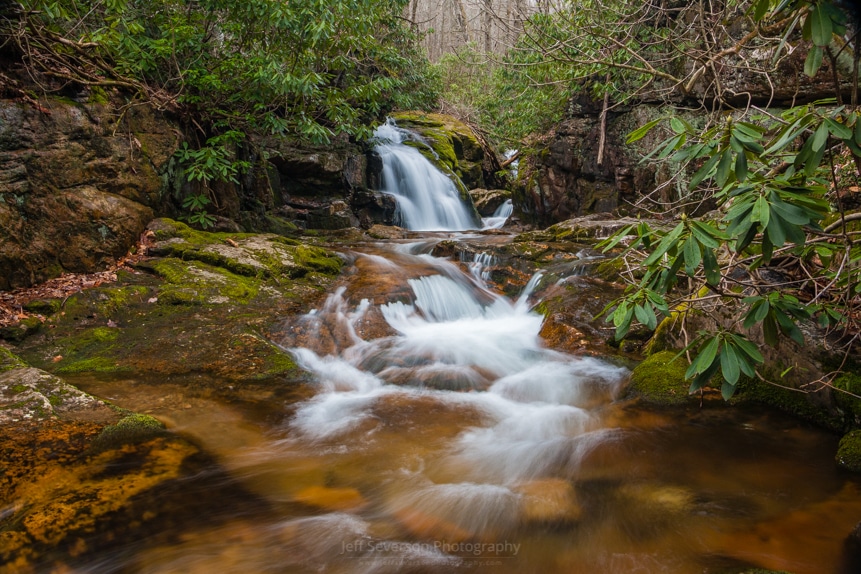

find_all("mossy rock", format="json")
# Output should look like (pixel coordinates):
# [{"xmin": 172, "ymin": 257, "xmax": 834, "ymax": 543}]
[
  {"xmin": 0, "ymin": 317, "xmax": 42, "ymax": 342},
  {"xmin": 627, "ymin": 350, "xmax": 694, "ymax": 406},
  {"xmin": 23, "ymin": 299, "xmax": 62, "ymax": 315},
  {"xmin": 733, "ymin": 373, "xmax": 844, "ymax": 432},
  {"xmin": 833, "ymin": 372, "xmax": 861, "ymax": 424},
  {"xmin": 90, "ymin": 414, "xmax": 167, "ymax": 452},
  {"xmin": 836, "ymin": 429, "xmax": 861, "ymax": 472},
  {"xmin": 0, "ymin": 346, "xmax": 27, "ymax": 372},
  {"xmin": 146, "ymin": 218, "xmax": 341, "ymax": 280}
]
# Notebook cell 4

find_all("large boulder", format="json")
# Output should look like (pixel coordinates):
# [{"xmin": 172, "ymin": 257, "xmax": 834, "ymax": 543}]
[{"xmin": 0, "ymin": 98, "xmax": 178, "ymax": 289}]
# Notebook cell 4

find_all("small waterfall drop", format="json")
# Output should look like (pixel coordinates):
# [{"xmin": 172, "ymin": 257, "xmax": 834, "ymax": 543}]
[
  {"xmin": 482, "ymin": 199, "xmax": 513, "ymax": 229},
  {"xmin": 373, "ymin": 120, "xmax": 479, "ymax": 231}
]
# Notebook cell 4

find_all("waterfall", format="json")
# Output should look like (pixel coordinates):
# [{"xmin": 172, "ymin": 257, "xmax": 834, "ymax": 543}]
[
  {"xmin": 373, "ymin": 120, "xmax": 479, "ymax": 231},
  {"xmin": 482, "ymin": 199, "xmax": 513, "ymax": 229}
]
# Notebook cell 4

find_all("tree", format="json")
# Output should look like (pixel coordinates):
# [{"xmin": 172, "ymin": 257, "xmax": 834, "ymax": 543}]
[{"xmin": 590, "ymin": 0, "xmax": 861, "ymax": 398}]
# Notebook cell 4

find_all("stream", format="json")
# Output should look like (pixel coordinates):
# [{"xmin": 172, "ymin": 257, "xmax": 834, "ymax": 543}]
[
  {"xmin": 60, "ymin": 121, "xmax": 861, "ymax": 573},
  {"xmin": 69, "ymin": 234, "xmax": 861, "ymax": 574}
]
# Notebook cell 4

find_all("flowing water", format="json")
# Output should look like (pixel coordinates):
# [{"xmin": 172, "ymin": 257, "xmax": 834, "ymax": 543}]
[
  {"xmin": 373, "ymin": 121, "xmax": 481, "ymax": 231},
  {"xmin": 60, "ymin": 142, "xmax": 861, "ymax": 573},
  {"xmin": 71, "ymin": 237, "xmax": 861, "ymax": 574}
]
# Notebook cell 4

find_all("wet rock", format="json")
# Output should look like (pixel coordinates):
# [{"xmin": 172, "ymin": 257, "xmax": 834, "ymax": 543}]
[
  {"xmin": 293, "ymin": 485, "xmax": 367, "ymax": 512},
  {"xmin": 514, "ymin": 478, "xmax": 581, "ymax": 523},
  {"xmin": 836, "ymin": 430, "xmax": 861, "ymax": 473},
  {"xmin": 0, "ymin": 346, "xmax": 116, "ymax": 424},
  {"xmin": 470, "ymin": 188, "xmax": 511, "ymax": 216},
  {"xmin": 390, "ymin": 111, "xmax": 485, "ymax": 190},
  {"xmin": 12, "ymin": 220, "xmax": 341, "ymax": 383},
  {"xmin": 627, "ymin": 350, "xmax": 697, "ymax": 407}
]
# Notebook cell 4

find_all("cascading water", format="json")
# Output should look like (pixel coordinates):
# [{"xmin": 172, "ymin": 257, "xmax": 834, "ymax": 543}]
[
  {"xmin": 482, "ymin": 199, "xmax": 513, "ymax": 230},
  {"xmin": 373, "ymin": 120, "xmax": 480, "ymax": 231},
  {"xmin": 77, "ymin": 236, "xmax": 861, "ymax": 574}
]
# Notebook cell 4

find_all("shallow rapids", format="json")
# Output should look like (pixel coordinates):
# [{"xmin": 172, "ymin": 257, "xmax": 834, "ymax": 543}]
[{"xmin": 68, "ymin": 237, "xmax": 861, "ymax": 574}]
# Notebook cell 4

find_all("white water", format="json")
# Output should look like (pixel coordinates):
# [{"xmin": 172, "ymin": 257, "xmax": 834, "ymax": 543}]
[
  {"xmin": 374, "ymin": 120, "xmax": 479, "ymax": 231},
  {"xmin": 482, "ymin": 199, "xmax": 513, "ymax": 230},
  {"xmin": 280, "ymin": 245, "xmax": 628, "ymax": 549}
]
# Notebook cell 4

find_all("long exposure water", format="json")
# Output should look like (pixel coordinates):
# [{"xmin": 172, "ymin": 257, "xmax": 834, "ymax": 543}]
[
  {"xmin": 373, "ymin": 121, "xmax": 481, "ymax": 231},
  {"xmin": 72, "ymin": 236, "xmax": 861, "ymax": 574}
]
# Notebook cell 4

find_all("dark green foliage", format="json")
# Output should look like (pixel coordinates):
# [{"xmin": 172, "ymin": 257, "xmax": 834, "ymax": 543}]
[{"xmin": 15, "ymin": 0, "xmax": 437, "ymax": 144}]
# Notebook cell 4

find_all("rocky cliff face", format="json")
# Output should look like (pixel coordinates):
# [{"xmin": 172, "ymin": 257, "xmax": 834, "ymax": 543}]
[
  {"xmin": 518, "ymin": 28, "xmax": 853, "ymax": 227},
  {"xmin": 0, "ymin": 99, "xmax": 176, "ymax": 290},
  {"xmin": 0, "ymin": 91, "xmax": 488, "ymax": 290}
]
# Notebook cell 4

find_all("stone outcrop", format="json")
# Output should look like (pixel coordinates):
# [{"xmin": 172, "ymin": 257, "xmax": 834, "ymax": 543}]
[
  {"xmin": 389, "ymin": 111, "xmax": 487, "ymax": 190},
  {"xmin": 0, "ymin": 98, "xmax": 175, "ymax": 290}
]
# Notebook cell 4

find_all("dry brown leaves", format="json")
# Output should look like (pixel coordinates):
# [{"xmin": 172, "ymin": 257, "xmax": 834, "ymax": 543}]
[{"xmin": 0, "ymin": 231, "xmax": 155, "ymax": 329}]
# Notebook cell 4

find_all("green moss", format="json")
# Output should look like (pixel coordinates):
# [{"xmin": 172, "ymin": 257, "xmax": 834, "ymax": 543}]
[
  {"xmin": 0, "ymin": 317, "xmax": 42, "ymax": 342},
  {"xmin": 0, "ymin": 346, "xmax": 27, "ymax": 372},
  {"xmin": 734, "ymin": 373, "xmax": 844, "ymax": 432},
  {"xmin": 90, "ymin": 414, "xmax": 167, "ymax": 452},
  {"xmin": 833, "ymin": 372, "xmax": 861, "ymax": 422},
  {"xmin": 593, "ymin": 258, "xmax": 624, "ymax": 282},
  {"xmin": 627, "ymin": 350, "xmax": 693, "ymax": 406},
  {"xmin": 295, "ymin": 245, "xmax": 342, "ymax": 275},
  {"xmin": 147, "ymin": 258, "xmax": 259, "ymax": 305},
  {"xmin": 91, "ymin": 327, "xmax": 119, "ymax": 343},
  {"xmin": 23, "ymin": 299, "xmax": 62, "ymax": 315},
  {"xmin": 836, "ymin": 429, "xmax": 861, "ymax": 472},
  {"xmin": 10, "ymin": 384, "xmax": 28, "ymax": 393},
  {"xmin": 55, "ymin": 356, "xmax": 128, "ymax": 374},
  {"xmin": 96, "ymin": 286, "xmax": 149, "ymax": 316}
]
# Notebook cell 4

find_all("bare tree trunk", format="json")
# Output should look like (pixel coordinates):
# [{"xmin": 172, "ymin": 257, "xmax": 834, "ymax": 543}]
[
  {"xmin": 410, "ymin": 0, "xmax": 419, "ymax": 31},
  {"xmin": 453, "ymin": 0, "xmax": 471, "ymax": 45},
  {"xmin": 482, "ymin": 0, "xmax": 492, "ymax": 53}
]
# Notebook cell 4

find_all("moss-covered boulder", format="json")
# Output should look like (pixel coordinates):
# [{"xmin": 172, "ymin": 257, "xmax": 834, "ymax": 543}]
[
  {"xmin": 390, "ymin": 111, "xmax": 485, "ymax": 189},
  {"xmin": 836, "ymin": 430, "xmax": 861, "ymax": 472},
  {"xmin": 627, "ymin": 350, "xmax": 697, "ymax": 406}
]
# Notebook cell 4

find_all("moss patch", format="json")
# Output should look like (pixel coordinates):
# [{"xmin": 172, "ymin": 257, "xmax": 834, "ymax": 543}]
[
  {"xmin": 90, "ymin": 414, "xmax": 166, "ymax": 452},
  {"xmin": 295, "ymin": 245, "xmax": 342, "ymax": 275},
  {"xmin": 833, "ymin": 372, "xmax": 861, "ymax": 424},
  {"xmin": 0, "ymin": 346, "xmax": 27, "ymax": 372},
  {"xmin": 145, "ymin": 257, "xmax": 260, "ymax": 305},
  {"xmin": 836, "ymin": 429, "xmax": 861, "ymax": 472},
  {"xmin": 627, "ymin": 350, "xmax": 694, "ymax": 406},
  {"xmin": 55, "ymin": 356, "xmax": 127, "ymax": 375},
  {"xmin": 734, "ymin": 374, "xmax": 844, "ymax": 432}
]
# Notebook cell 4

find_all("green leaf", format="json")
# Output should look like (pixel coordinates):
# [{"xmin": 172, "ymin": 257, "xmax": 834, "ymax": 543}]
[
  {"xmin": 766, "ymin": 213, "xmax": 787, "ymax": 247},
  {"xmin": 809, "ymin": 3, "xmax": 833, "ymax": 47},
  {"xmin": 811, "ymin": 121, "xmax": 829, "ymax": 151},
  {"xmin": 720, "ymin": 342, "xmax": 741, "ymax": 385},
  {"xmin": 735, "ymin": 224, "xmax": 758, "ymax": 253},
  {"xmin": 721, "ymin": 380, "xmax": 738, "ymax": 400},
  {"xmin": 683, "ymin": 235, "xmax": 701, "ymax": 274},
  {"xmin": 825, "ymin": 117, "xmax": 853, "ymax": 140},
  {"xmin": 716, "ymin": 148, "xmax": 733, "ymax": 188},
  {"xmin": 643, "ymin": 222, "xmax": 685, "ymax": 266},
  {"xmin": 763, "ymin": 314, "xmax": 779, "ymax": 346},
  {"xmin": 670, "ymin": 117, "xmax": 686, "ymax": 134},
  {"xmin": 753, "ymin": 0, "xmax": 770, "ymax": 21},
  {"xmin": 627, "ymin": 118, "xmax": 663, "ymax": 144},
  {"xmin": 804, "ymin": 45, "xmax": 823, "ymax": 77},
  {"xmin": 702, "ymin": 247, "xmax": 721, "ymax": 286},
  {"xmin": 689, "ymin": 152, "xmax": 722, "ymax": 190},
  {"xmin": 730, "ymin": 334, "xmax": 764, "ymax": 364},
  {"xmin": 735, "ymin": 151, "xmax": 748, "ymax": 182},
  {"xmin": 689, "ymin": 358, "xmax": 720, "ymax": 393}
]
